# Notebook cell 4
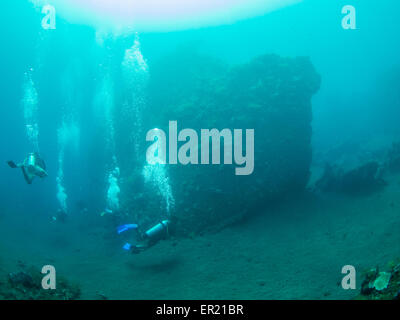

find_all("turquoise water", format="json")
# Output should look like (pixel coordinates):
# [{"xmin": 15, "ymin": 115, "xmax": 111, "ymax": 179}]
[{"xmin": 0, "ymin": 1, "xmax": 399, "ymax": 300}]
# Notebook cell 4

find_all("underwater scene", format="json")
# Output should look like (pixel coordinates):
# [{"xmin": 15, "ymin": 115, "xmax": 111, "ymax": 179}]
[{"xmin": 0, "ymin": 0, "xmax": 399, "ymax": 301}]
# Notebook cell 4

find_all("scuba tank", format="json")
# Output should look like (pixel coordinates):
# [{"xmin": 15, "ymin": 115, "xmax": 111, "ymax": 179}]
[
  {"xmin": 27, "ymin": 153, "xmax": 36, "ymax": 166},
  {"xmin": 143, "ymin": 220, "xmax": 170, "ymax": 244}
]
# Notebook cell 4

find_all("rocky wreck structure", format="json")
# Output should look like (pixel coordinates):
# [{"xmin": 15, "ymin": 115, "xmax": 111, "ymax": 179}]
[
  {"xmin": 0, "ymin": 264, "xmax": 80, "ymax": 300},
  {"xmin": 120, "ymin": 51, "xmax": 321, "ymax": 236},
  {"xmin": 357, "ymin": 259, "xmax": 400, "ymax": 300}
]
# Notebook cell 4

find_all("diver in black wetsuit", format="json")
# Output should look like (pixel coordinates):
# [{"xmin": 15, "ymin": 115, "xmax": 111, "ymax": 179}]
[
  {"xmin": 131, "ymin": 220, "xmax": 171, "ymax": 254},
  {"xmin": 7, "ymin": 152, "xmax": 48, "ymax": 184},
  {"xmin": 119, "ymin": 220, "xmax": 171, "ymax": 254}
]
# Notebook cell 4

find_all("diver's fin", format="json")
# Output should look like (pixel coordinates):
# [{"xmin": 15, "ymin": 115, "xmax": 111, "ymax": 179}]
[
  {"xmin": 21, "ymin": 167, "xmax": 33, "ymax": 184},
  {"xmin": 7, "ymin": 161, "xmax": 18, "ymax": 168}
]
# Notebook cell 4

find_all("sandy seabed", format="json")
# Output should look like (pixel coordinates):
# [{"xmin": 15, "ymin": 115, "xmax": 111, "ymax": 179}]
[{"xmin": 1, "ymin": 173, "xmax": 399, "ymax": 300}]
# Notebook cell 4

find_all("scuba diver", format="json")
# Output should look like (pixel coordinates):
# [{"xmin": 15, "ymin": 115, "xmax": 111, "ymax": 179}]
[
  {"xmin": 7, "ymin": 152, "xmax": 48, "ymax": 184},
  {"xmin": 53, "ymin": 209, "xmax": 68, "ymax": 223},
  {"xmin": 118, "ymin": 220, "xmax": 170, "ymax": 254}
]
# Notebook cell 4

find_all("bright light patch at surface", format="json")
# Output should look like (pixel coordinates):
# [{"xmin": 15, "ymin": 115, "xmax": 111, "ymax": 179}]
[{"xmin": 31, "ymin": 0, "xmax": 301, "ymax": 33}]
